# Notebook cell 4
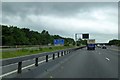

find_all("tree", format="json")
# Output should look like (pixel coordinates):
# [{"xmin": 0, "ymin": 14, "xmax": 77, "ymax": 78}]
[
  {"xmin": 41, "ymin": 30, "xmax": 51, "ymax": 45},
  {"xmin": 76, "ymin": 38, "xmax": 87, "ymax": 46},
  {"xmin": 109, "ymin": 39, "xmax": 120, "ymax": 46},
  {"xmin": 2, "ymin": 25, "xmax": 75, "ymax": 46}
]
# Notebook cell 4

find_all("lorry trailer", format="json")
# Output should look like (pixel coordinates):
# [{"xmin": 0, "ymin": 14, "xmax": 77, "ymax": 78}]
[{"xmin": 87, "ymin": 39, "xmax": 95, "ymax": 50}]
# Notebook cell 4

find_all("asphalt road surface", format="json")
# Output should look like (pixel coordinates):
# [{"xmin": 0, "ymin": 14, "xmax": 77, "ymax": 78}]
[{"xmin": 1, "ymin": 46, "xmax": 119, "ymax": 79}]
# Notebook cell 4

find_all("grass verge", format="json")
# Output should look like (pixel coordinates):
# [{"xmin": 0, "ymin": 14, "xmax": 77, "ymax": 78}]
[{"xmin": 1, "ymin": 46, "xmax": 76, "ymax": 59}]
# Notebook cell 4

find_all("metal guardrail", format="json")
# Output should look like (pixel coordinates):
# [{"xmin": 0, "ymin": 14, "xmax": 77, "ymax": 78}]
[{"xmin": 1, "ymin": 46, "xmax": 85, "ymax": 74}]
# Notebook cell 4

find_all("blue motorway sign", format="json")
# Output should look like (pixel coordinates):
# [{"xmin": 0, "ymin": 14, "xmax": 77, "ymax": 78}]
[{"xmin": 54, "ymin": 39, "xmax": 64, "ymax": 45}]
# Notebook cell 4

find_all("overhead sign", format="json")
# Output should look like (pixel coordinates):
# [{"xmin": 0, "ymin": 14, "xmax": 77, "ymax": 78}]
[
  {"xmin": 54, "ymin": 39, "xmax": 64, "ymax": 45},
  {"xmin": 82, "ymin": 34, "xmax": 89, "ymax": 39}
]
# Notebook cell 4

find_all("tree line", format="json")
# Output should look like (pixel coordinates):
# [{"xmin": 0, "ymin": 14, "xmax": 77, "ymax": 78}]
[
  {"xmin": 76, "ymin": 38, "xmax": 87, "ymax": 46},
  {"xmin": 2, "ymin": 25, "xmax": 75, "ymax": 46},
  {"xmin": 108, "ymin": 39, "xmax": 120, "ymax": 46}
]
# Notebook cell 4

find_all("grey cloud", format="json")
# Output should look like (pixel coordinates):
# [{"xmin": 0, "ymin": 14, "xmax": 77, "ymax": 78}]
[
  {"xmin": 2, "ymin": 2, "xmax": 117, "ymax": 17},
  {"xmin": 2, "ymin": 0, "xmax": 119, "ymax": 2},
  {"xmin": 2, "ymin": 2, "xmax": 118, "ymax": 43},
  {"xmin": 2, "ymin": 2, "xmax": 117, "ymax": 25}
]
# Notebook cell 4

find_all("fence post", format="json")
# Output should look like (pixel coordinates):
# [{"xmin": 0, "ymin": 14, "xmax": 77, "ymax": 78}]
[
  {"xmin": 18, "ymin": 62, "xmax": 22, "ymax": 73},
  {"xmin": 46, "ymin": 55, "xmax": 48, "ymax": 62},
  {"xmin": 67, "ymin": 51, "xmax": 69, "ymax": 54},
  {"xmin": 62, "ymin": 51, "xmax": 64, "ymax": 56},
  {"xmin": 58, "ymin": 52, "xmax": 59, "ymax": 58},
  {"xmin": 35, "ymin": 58, "xmax": 38, "ymax": 66},
  {"xmin": 68, "ymin": 51, "xmax": 70, "ymax": 54},
  {"xmin": 53, "ymin": 54, "xmax": 55, "ymax": 60},
  {"xmin": 64, "ymin": 51, "xmax": 66, "ymax": 55},
  {"xmin": 61, "ymin": 52, "xmax": 63, "ymax": 56}
]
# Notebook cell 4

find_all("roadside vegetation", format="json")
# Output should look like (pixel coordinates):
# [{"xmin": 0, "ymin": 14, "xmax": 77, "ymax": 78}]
[
  {"xmin": 76, "ymin": 39, "xmax": 87, "ymax": 46},
  {"xmin": 1, "ymin": 25, "xmax": 87, "ymax": 59},
  {"xmin": 1, "ymin": 45, "xmax": 76, "ymax": 59},
  {"xmin": 2, "ymin": 25, "xmax": 75, "ymax": 46},
  {"xmin": 108, "ymin": 39, "xmax": 120, "ymax": 46},
  {"xmin": 1, "ymin": 25, "xmax": 76, "ymax": 59}
]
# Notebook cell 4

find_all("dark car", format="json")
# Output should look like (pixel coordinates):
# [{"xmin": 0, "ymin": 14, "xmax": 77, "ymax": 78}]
[{"xmin": 102, "ymin": 45, "xmax": 107, "ymax": 49}]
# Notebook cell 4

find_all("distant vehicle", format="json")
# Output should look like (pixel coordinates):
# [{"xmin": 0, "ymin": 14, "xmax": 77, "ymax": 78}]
[
  {"xmin": 102, "ymin": 45, "xmax": 107, "ymax": 49},
  {"xmin": 87, "ymin": 39, "xmax": 95, "ymax": 50},
  {"xmin": 97, "ymin": 44, "xmax": 101, "ymax": 48}
]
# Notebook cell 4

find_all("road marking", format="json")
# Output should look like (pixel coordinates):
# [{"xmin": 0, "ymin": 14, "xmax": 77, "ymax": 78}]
[
  {"xmin": 50, "ymin": 76, "xmax": 53, "ymax": 78},
  {"xmin": 106, "ymin": 57, "xmax": 110, "ymax": 61},
  {"xmin": 1, "ymin": 59, "xmax": 32, "ymax": 68},
  {"xmin": 0, "ymin": 56, "xmax": 57, "ymax": 78},
  {"xmin": 98, "ymin": 52, "xmax": 101, "ymax": 54},
  {"xmin": 1, "ymin": 58, "xmax": 45, "ymax": 68}
]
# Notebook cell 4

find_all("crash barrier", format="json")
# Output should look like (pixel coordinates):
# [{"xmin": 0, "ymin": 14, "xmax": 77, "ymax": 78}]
[{"xmin": 1, "ymin": 46, "xmax": 85, "ymax": 73}]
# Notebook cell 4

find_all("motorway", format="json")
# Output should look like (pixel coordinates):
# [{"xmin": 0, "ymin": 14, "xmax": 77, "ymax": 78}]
[{"xmin": 1, "ymin": 46, "xmax": 119, "ymax": 79}]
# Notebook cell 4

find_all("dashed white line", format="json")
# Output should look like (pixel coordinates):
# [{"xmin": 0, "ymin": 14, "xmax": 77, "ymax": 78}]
[{"xmin": 106, "ymin": 57, "xmax": 110, "ymax": 61}]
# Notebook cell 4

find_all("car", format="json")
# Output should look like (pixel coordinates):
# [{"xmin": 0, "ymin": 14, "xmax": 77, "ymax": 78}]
[
  {"xmin": 102, "ymin": 45, "xmax": 107, "ymax": 49},
  {"xmin": 97, "ymin": 44, "xmax": 101, "ymax": 48}
]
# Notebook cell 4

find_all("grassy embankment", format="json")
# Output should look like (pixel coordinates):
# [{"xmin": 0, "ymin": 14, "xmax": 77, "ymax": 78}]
[{"xmin": 1, "ymin": 46, "xmax": 76, "ymax": 59}]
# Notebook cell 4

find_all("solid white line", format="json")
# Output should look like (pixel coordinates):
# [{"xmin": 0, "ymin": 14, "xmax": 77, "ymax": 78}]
[
  {"xmin": 1, "ymin": 63, "xmax": 17, "ymax": 68},
  {"xmin": 1, "ymin": 59, "xmax": 32, "ymax": 68},
  {"xmin": 2, "ymin": 58, "xmax": 46, "ymax": 68},
  {"xmin": 0, "ymin": 56, "xmax": 57, "ymax": 78},
  {"xmin": 106, "ymin": 57, "xmax": 110, "ymax": 61},
  {"xmin": 0, "ymin": 70, "xmax": 17, "ymax": 78}
]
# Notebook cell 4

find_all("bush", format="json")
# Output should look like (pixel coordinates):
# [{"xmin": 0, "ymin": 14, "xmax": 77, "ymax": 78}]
[
  {"xmin": 30, "ymin": 50, "xmax": 34, "ymax": 53},
  {"xmin": 49, "ymin": 47, "xmax": 53, "ymax": 49},
  {"xmin": 77, "ymin": 44, "xmax": 80, "ymax": 46},
  {"xmin": 39, "ymin": 47, "xmax": 43, "ymax": 51},
  {"xmin": 64, "ymin": 44, "xmax": 69, "ymax": 46}
]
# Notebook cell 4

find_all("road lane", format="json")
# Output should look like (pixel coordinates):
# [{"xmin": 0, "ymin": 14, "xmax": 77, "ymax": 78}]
[
  {"xmin": 1, "ymin": 53, "xmax": 61, "ymax": 77},
  {"xmin": 1, "ymin": 46, "xmax": 119, "ymax": 78},
  {"xmin": 41, "ymin": 48, "xmax": 118, "ymax": 78},
  {"xmin": 1, "ymin": 56, "xmax": 46, "ymax": 75},
  {"xmin": 2, "ymin": 49, "xmax": 76, "ymax": 78}
]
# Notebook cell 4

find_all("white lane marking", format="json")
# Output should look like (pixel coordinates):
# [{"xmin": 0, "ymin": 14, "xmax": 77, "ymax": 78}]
[
  {"xmin": 50, "ymin": 76, "xmax": 53, "ymax": 78},
  {"xmin": 1, "ymin": 63, "xmax": 17, "ymax": 68},
  {"xmin": 106, "ymin": 57, "xmax": 110, "ymax": 61},
  {"xmin": 1, "ymin": 59, "xmax": 32, "ymax": 68},
  {"xmin": 2, "ymin": 57, "xmax": 46, "ymax": 68},
  {"xmin": 0, "ymin": 56, "xmax": 59, "ymax": 78},
  {"xmin": 0, "ymin": 59, "xmax": 46, "ymax": 78}
]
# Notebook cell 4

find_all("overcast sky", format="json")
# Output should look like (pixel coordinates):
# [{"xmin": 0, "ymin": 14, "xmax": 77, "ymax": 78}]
[{"xmin": 2, "ymin": 2, "xmax": 118, "ymax": 43}]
